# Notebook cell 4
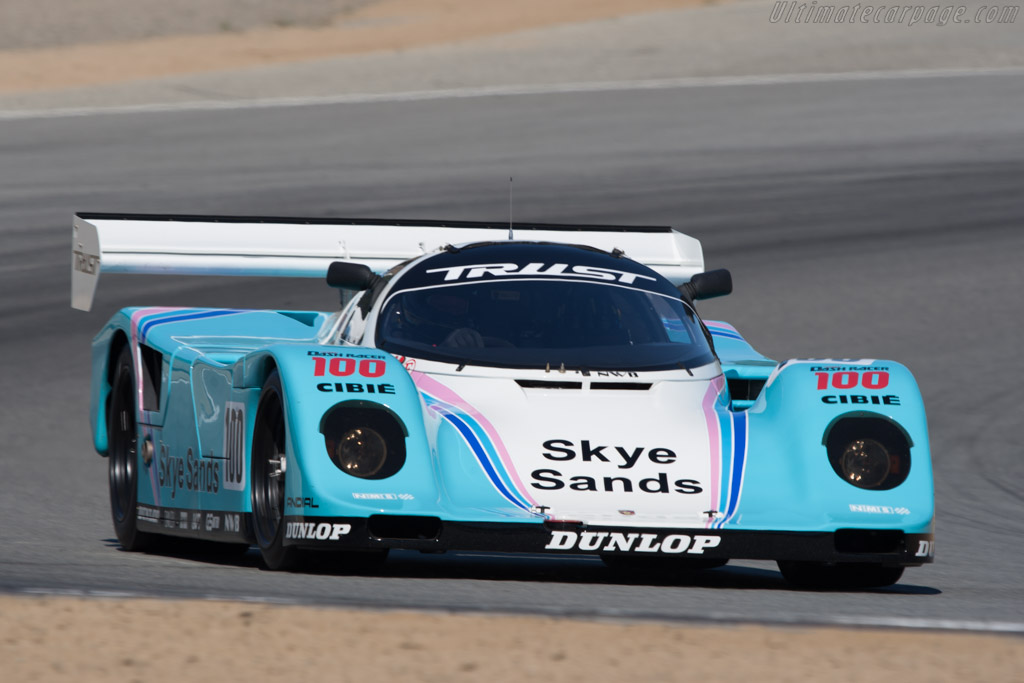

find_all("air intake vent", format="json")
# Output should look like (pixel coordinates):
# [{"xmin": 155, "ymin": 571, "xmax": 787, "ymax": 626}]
[
  {"xmin": 727, "ymin": 378, "xmax": 766, "ymax": 401},
  {"xmin": 516, "ymin": 380, "xmax": 583, "ymax": 389},
  {"xmin": 591, "ymin": 382, "xmax": 652, "ymax": 391},
  {"xmin": 367, "ymin": 515, "xmax": 441, "ymax": 540},
  {"xmin": 834, "ymin": 529, "xmax": 903, "ymax": 554}
]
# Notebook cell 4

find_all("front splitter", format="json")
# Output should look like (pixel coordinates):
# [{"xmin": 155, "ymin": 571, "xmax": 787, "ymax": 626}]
[{"xmin": 281, "ymin": 515, "xmax": 934, "ymax": 566}]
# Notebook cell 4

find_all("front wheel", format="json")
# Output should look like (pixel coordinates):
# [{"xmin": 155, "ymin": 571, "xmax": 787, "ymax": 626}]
[
  {"xmin": 108, "ymin": 346, "xmax": 155, "ymax": 551},
  {"xmin": 251, "ymin": 371, "xmax": 301, "ymax": 570},
  {"xmin": 777, "ymin": 561, "xmax": 904, "ymax": 590}
]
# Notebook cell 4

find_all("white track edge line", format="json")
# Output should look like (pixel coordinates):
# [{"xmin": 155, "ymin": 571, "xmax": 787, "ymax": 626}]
[
  {"xmin": 13, "ymin": 587, "xmax": 1024, "ymax": 634},
  {"xmin": 2, "ymin": 66, "xmax": 1024, "ymax": 121}
]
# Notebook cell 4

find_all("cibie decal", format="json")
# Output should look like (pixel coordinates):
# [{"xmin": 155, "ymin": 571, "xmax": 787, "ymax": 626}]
[
  {"xmin": 545, "ymin": 531, "xmax": 721, "ymax": 555},
  {"xmin": 284, "ymin": 522, "xmax": 352, "ymax": 540},
  {"xmin": 822, "ymin": 394, "xmax": 901, "ymax": 406},
  {"xmin": 424, "ymin": 262, "xmax": 658, "ymax": 285},
  {"xmin": 316, "ymin": 382, "xmax": 396, "ymax": 394}
]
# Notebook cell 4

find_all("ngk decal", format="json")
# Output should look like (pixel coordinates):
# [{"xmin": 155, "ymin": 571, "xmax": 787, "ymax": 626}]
[{"xmin": 545, "ymin": 530, "xmax": 721, "ymax": 555}]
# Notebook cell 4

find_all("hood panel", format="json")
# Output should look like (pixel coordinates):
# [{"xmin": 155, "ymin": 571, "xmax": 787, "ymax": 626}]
[{"xmin": 414, "ymin": 368, "xmax": 727, "ymax": 528}]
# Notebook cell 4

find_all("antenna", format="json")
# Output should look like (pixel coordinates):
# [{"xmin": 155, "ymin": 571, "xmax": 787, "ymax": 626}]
[{"xmin": 508, "ymin": 176, "xmax": 513, "ymax": 241}]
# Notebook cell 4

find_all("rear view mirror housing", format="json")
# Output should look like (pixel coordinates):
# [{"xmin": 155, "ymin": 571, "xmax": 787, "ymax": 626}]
[
  {"xmin": 680, "ymin": 268, "xmax": 732, "ymax": 302},
  {"xmin": 326, "ymin": 262, "xmax": 380, "ymax": 291}
]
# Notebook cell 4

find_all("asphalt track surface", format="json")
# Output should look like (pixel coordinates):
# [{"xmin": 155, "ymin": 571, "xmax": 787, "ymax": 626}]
[{"xmin": 1, "ymin": 70, "xmax": 1022, "ymax": 630}]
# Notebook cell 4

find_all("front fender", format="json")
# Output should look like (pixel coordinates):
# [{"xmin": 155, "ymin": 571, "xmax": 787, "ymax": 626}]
[
  {"xmin": 260, "ymin": 346, "xmax": 445, "ymax": 518},
  {"xmin": 738, "ymin": 359, "xmax": 934, "ymax": 533}
]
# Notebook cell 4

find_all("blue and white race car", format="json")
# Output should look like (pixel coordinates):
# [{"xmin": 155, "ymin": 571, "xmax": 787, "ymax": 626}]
[{"xmin": 73, "ymin": 213, "xmax": 934, "ymax": 588}]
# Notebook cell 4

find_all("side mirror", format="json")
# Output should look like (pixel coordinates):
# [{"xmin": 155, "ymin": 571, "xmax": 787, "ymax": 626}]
[
  {"xmin": 326, "ymin": 262, "xmax": 379, "ymax": 291},
  {"xmin": 680, "ymin": 268, "xmax": 732, "ymax": 302}
]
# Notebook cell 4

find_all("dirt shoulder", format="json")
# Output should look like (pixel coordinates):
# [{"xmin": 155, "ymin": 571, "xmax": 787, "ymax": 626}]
[
  {"xmin": 1, "ymin": 595, "xmax": 1020, "ymax": 682},
  {"xmin": 0, "ymin": 0, "xmax": 702, "ymax": 94}
]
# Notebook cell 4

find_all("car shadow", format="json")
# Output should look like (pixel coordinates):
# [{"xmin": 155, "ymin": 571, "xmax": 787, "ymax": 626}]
[
  {"xmin": 374, "ymin": 550, "xmax": 941, "ymax": 595},
  {"xmin": 105, "ymin": 539, "xmax": 940, "ymax": 595}
]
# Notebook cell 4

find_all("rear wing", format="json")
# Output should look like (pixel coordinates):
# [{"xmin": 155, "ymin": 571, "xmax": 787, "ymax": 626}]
[{"xmin": 71, "ymin": 213, "xmax": 704, "ymax": 311}]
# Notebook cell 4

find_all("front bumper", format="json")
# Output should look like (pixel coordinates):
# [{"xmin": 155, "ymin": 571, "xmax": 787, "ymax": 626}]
[{"xmin": 282, "ymin": 515, "xmax": 935, "ymax": 566}]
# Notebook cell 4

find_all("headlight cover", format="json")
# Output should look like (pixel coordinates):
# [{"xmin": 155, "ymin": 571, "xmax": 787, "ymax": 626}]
[
  {"xmin": 838, "ymin": 438, "xmax": 892, "ymax": 488},
  {"xmin": 321, "ymin": 401, "xmax": 408, "ymax": 480},
  {"xmin": 334, "ymin": 427, "xmax": 388, "ymax": 477},
  {"xmin": 825, "ymin": 417, "xmax": 911, "ymax": 490}
]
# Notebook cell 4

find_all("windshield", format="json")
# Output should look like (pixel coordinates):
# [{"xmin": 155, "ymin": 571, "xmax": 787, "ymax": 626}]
[{"xmin": 376, "ymin": 279, "xmax": 716, "ymax": 371}]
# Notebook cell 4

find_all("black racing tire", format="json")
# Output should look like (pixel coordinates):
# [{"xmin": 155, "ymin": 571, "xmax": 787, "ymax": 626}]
[
  {"xmin": 251, "ymin": 371, "xmax": 301, "ymax": 570},
  {"xmin": 108, "ymin": 346, "xmax": 155, "ymax": 551},
  {"xmin": 777, "ymin": 561, "xmax": 904, "ymax": 590}
]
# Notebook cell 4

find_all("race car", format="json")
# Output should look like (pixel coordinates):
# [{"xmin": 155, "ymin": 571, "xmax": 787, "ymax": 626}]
[{"xmin": 73, "ymin": 213, "xmax": 934, "ymax": 588}]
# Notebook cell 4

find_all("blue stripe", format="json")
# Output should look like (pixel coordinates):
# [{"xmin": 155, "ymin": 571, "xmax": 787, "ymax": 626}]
[
  {"xmin": 139, "ymin": 309, "xmax": 242, "ymax": 342},
  {"xmin": 431, "ymin": 404, "xmax": 530, "ymax": 511},
  {"xmin": 716, "ymin": 409, "xmax": 733, "ymax": 516},
  {"xmin": 718, "ymin": 412, "xmax": 748, "ymax": 528}
]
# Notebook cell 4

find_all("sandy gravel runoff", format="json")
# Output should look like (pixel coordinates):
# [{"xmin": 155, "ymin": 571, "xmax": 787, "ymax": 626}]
[
  {"xmin": 0, "ymin": 0, "xmax": 702, "ymax": 94},
  {"xmin": 2, "ymin": 595, "xmax": 1021, "ymax": 682}
]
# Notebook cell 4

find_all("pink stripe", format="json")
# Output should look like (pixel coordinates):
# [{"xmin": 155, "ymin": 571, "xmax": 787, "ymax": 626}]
[
  {"xmin": 702, "ymin": 375, "xmax": 725, "ymax": 529},
  {"xmin": 704, "ymin": 320, "xmax": 739, "ymax": 333},
  {"xmin": 412, "ymin": 371, "xmax": 536, "ymax": 507},
  {"xmin": 129, "ymin": 307, "xmax": 179, "ymax": 419}
]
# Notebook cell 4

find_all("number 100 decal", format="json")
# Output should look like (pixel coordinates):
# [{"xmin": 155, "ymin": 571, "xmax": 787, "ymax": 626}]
[
  {"xmin": 223, "ymin": 401, "xmax": 246, "ymax": 491},
  {"xmin": 312, "ymin": 357, "xmax": 386, "ymax": 378},
  {"xmin": 815, "ymin": 371, "xmax": 889, "ymax": 390}
]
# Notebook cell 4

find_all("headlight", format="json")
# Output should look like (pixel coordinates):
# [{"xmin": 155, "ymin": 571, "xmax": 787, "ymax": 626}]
[
  {"xmin": 825, "ymin": 417, "xmax": 911, "ymax": 491},
  {"xmin": 320, "ymin": 401, "xmax": 408, "ymax": 480},
  {"xmin": 333, "ymin": 427, "xmax": 387, "ymax": 477},
  {"xmin": 838, "ymin": 438, "xmax": 891, "ymax": 488}
]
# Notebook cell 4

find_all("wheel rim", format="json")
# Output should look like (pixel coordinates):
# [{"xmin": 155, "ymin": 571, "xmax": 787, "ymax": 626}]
[
  {"xmin": 109, "ymin": 366, "xmax": 136, "ymax": 523},
  {"xmin": 252, "ymin": 389, "xmax": 286, "ymax": 547}
]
